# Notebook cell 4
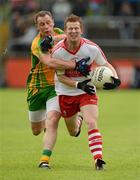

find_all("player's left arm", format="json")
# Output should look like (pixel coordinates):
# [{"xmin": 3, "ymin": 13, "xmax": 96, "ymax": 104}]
[
  {"xmin": 93, "ymin": 48, "xmax": 118, "ymax": 78},
  {"xmin": 102, "ymin": 62, "xmax": 121, "ymax": 89},
  {"xmin": 93, "ymin": 46, "xmax": 121, "ymax": 89},
  {"xmin": 103, "ymin": 62, "xmax": 118, "ymax": 78}
]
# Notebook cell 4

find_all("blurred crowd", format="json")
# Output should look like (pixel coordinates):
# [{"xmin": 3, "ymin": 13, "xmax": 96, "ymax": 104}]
[
  {"xmin": 8, "ymin": 0, "xmax": 108, "ymax": 52},
  {"xmin": 0, "ymin": 0, "xmax": 140, "ymax": 87},
  {"xmin": 0, "ymin": 0, "xmax": 140, "ymax": 53}
]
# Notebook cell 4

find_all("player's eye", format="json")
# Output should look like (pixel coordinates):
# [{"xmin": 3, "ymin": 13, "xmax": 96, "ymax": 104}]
[{"xmin": 40, "ymin": 23, "xmax": 45, "ymax": 26}]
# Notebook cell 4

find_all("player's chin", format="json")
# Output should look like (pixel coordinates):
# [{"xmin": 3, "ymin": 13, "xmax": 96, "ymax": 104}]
[{"xmin": 70, "ymin": 37, "xmax": 78, "ymax": 42}]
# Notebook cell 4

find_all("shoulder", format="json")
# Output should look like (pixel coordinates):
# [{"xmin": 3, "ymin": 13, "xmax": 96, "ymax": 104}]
[
  {"xmin": 31, "ymin": 34, "xmax": 41, "ymax": 57},
  {"xmin": 83, "ymin": 38, "xmax": 104, "ymax": 53},
  {"xmin": 83, "ymin": 38, "xmax": 100, "ymax": 49},
  {"xmin": 54, "ymin": 27, "xmax": 64, "ymax": 34},
  {"xmin": 53, "ymin": 27, "xmax": 66, "ymax": 43},
  {"xmin": 31, "ymin": 34, "xmax": 40, "ymax": 51},
  {"xmin": 52, "ymin": 39, "xmax": 65, "ymax": 54}
]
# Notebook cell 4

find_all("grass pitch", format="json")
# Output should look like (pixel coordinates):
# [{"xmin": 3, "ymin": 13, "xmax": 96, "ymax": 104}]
[{"xmin": 0, "ymin": 89, "xmax": 140, "ymax": 180}]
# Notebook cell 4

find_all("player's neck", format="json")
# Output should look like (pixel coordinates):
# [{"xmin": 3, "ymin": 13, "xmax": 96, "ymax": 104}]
[{"xmin": 66, "ymin": 39, "xmax": 80, "ymax": 51}]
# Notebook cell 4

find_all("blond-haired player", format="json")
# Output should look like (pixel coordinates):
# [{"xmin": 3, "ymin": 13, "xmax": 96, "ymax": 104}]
[{"xmin": 27, "ymin": 11, "xmax": 90, "ymax": 169}]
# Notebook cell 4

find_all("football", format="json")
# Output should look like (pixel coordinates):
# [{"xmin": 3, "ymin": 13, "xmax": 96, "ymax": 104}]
[{"xmin": 90, "ymin": 66, "xmax": 114, "ymax": 89}]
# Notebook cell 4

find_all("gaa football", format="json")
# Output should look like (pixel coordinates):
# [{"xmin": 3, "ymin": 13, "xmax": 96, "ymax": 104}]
[{"xmin": 90, "ymin": 66, "xmax": 114, "ymax": 89}]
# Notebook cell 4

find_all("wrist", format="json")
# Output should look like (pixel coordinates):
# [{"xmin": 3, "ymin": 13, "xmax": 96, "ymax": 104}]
[
  {"xmin": 71, "ymin": 59, "xmax": 76, "ymax": 69},
  {"xmin": 39, "ymin": 50, "xmax": 48, "ymax": 58},
  {"xmin": 75, "ymin": 81, "xmax": 79, "ymax": 88}
]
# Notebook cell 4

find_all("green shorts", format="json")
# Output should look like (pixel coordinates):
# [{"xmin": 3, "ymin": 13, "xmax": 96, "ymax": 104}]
[{"xmin": 27, "ymin": 86, "xmax": 57, "ymax": 111}]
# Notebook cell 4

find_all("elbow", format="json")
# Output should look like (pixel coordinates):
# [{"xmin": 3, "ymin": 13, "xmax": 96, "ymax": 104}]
[
  {"xmin": 40, "ymin": 54, "xmax": 53, "ymax": 67},
  {"xmin": 46, "ymin": 59, "xmax": 55, "ymax": 68}
]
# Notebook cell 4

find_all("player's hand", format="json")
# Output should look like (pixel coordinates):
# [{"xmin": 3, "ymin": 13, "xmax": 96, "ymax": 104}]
[
  {"xmin": 76, "ymin": 79, "xmax": 95, "ymax": 95},
  {"xmin": 75, "ymin": 57, "xmax": 90, "ymax": 77},
  {"xmin": 40, "ymin": 35, "xmax": 54, "ymax": 53},
  {"xmin": 103, "ymin": 77, "xmax": 121, "ymax": 90}
]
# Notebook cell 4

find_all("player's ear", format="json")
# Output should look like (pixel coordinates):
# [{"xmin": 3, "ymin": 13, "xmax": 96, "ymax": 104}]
[
  {"xmin": 81, "ymin": 27, "xmax": 84, "ymax": 35},
  {"xmin": 52, "ymin": 19, "xmax": 55, "ymax": 28},
  {"xmin": 36, "ymin": 23, "xmax": 40, "ymax": 31}
]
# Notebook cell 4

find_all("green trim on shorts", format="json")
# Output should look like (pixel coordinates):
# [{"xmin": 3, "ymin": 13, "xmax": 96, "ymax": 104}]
[{"xmin": 27, "ymin": 86, "xmax": 57, "ymax": 111}]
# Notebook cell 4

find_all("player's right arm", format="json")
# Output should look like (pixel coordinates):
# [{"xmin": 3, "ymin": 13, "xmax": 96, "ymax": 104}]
[
  {"xmin": 38, "ymin": 35, "xmax": 75, "ymax": 69},
  {"xmin": 57, "ymin": 73, "xmax": 95, "ymax": 95},
  {"xmin": 39, "ymin": 52, "xmax": 76, "ymax": 70},
  {"xmin": 39, "ymin": 37, "xmax": 90, "ymax": 76}
]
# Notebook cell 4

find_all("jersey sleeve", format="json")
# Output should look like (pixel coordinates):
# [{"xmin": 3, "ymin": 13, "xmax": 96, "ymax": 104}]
[
  {"xmin": 94, "ymin": 47, "xmax": 108, "ymax": 65},
  {"xmin": 84, "ymin": 38, "xmax": 108, "ymax": 66},
  {"xmin": 31, "ymin": 38, "xmax": 41, "ymax": 59},
  {"xmin": 88, "ymin": 44, "xmax": 108, "ymax": 66}
]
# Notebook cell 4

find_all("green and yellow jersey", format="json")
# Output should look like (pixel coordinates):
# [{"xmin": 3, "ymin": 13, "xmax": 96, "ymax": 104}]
[{"xmin": 27, "ymin": 27, "xmax": 64, "ymax": 92}]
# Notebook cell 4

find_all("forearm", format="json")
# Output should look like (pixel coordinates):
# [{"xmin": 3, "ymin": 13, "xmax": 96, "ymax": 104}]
[
  {"xmin": 104, "ymin": 62, "xmax": 118, "ymax": 78},
  {"xmin": 40, "ymin": 53, "xmax": 75, "ymax": 70},
  {"xmin": 57, "ymin": 74, "xmax": 76, "ymax": 88}
]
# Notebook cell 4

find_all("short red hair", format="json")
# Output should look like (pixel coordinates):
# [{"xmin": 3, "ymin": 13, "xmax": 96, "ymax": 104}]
[{"xmin": 64, "ymin": 14, "xmax": 83, "ymax": 30}]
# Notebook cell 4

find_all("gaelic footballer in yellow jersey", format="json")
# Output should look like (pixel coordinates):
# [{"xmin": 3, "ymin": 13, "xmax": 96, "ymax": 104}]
[
  {"xmin": 27, "ymin": 28, "xmax": 65, "ymax": 89},
  {"xmin": 27, "ymin": 28, "xmax": 65, "ymax": 111},
  {"xmin": 26, "ymin": 11, "xmax": 91, "ymax": 169}
]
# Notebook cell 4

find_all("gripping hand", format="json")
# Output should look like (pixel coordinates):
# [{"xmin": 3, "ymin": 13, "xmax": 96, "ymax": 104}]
[
  {"xmin": 40, "ymin": 36, "xmax": 54, "ymax": 53},
  {"xmin": 76, "ymin": 79, "xmax": 95, "ymax": 95},
  {"xmin": 75, "ymin": 57, "xmax": 90, "ymax": 77},
  {"xmin": 103, "ymin": 77, "xmax": 121, "ymax": 90}
]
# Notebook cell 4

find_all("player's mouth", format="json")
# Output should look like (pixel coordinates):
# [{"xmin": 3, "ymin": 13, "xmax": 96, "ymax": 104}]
[
  {"xmin": 44, "ymin": 30, "xmax": 51, "ymax": 35},
  {"xmin": 70, "ymin": 34, "xmax": 78, "ymax": 39}
]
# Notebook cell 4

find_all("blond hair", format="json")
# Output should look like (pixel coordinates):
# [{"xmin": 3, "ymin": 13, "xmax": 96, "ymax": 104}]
[{"xmin": 34, "ymin": 10, "xmax": 53, "ymax": 24}]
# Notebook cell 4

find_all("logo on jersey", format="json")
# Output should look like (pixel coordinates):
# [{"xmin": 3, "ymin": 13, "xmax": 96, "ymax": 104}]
[{"xmin": 65, "ymin": 70, "xmax": 83, "ymax": 77}]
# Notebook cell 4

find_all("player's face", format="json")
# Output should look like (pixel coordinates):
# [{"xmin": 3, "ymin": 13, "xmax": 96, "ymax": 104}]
[
  {"xmin": 65, "ymin": 22, "xmax": 83, "ymax": 43},
  {"xmin": 36, "ymin": 15, "xmax": 54, "ymax": 37}
]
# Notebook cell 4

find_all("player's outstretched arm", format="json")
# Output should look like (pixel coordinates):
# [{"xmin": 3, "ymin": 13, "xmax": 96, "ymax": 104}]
[
  {"xmin": 39, "ymin": 36, "xmax": 90, "ymax": 75},
  {"xmin": 39, "ymin": 53, "xmax": 76, "ymax": 69},
  {"xmin": 39, "ymin": 35, "xmax": 75, "ymax": 69},
  {"xmin": 40, "ymin": 53, "xmax": 90, "ymax": 75}
]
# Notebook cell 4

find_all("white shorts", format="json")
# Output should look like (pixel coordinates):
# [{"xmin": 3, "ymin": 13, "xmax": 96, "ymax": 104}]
[{"xmin": 28, "ymin": 96, "xmax": 60, "ymax": 122}]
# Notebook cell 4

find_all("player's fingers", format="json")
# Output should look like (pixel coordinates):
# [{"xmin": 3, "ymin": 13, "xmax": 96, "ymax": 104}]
[
  {"xmin": 84, "ymin": 79, "xmax": 91, "ymax": 84},
  {"xmin": 89, "ymin": 87, "xmax": 95, "ymax": 92}
]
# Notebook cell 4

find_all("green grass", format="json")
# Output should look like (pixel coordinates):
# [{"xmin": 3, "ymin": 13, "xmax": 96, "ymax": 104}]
[{"xmin": 0, "ymin": 89, "xmax": 140, "ymax": 180}]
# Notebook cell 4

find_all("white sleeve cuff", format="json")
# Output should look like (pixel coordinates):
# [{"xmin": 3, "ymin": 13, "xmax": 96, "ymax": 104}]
[{"xmin": 75, "ymin": 81, "xmax": 79, "ymax": 88}]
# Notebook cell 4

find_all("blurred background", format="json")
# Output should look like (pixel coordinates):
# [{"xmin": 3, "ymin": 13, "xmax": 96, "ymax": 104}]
[{"xmin": 0, "ymin": 0, "xmax": 140, "ymax": 89}]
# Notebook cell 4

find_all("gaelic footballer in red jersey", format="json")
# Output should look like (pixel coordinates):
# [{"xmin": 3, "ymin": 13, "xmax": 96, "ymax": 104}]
[{"xmin": 52, "ymin": 14, "xmax": 120, "ymax": 170}]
